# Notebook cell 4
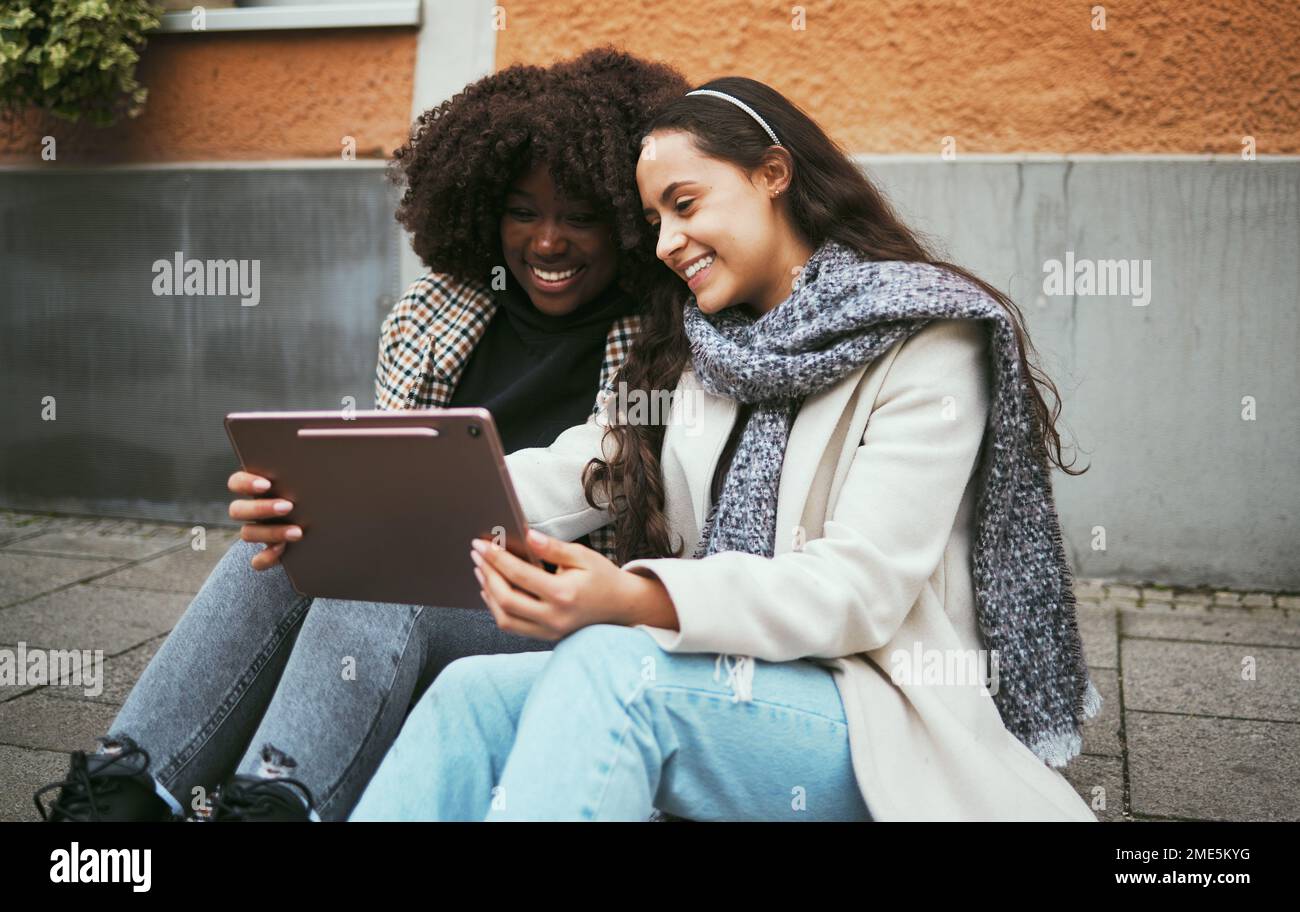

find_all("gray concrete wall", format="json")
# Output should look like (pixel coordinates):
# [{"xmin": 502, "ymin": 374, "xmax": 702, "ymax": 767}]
[
  {"xmin": 859, "ymin": 158, "xmax": 1299, "ymax": 590},
  {"xmin": 0, "ymin": 165, "xmax": 403, "ymax": 526},
  {"xmin": 2, "ymin": 159, "xmax": 1295, "ymax": 590}
]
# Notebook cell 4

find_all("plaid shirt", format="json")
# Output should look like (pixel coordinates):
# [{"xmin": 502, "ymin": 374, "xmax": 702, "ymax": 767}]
[{"xmin": 374, "ymin": 271, "xmax": 639, "ymax": 561}]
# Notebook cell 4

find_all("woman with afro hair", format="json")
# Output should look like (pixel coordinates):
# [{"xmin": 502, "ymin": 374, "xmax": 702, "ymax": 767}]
[{"xmin": 33, "ymin": 47, "xmax": 691, "ymax": 823}]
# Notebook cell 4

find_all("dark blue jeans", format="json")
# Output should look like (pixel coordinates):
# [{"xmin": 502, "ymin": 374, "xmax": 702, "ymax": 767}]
[{"xmin": 108, "ymin": 537, "xmax": 550, "ymax": 820}]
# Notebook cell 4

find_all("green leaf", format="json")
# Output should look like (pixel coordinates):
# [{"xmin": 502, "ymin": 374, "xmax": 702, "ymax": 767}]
[
  {"xmin": 0, "ymin": 9, "xmax": 38, "ymax": 30},
  {"xmin": 0, "ymin": 0, "xmax": 162, "ymax": 127}
]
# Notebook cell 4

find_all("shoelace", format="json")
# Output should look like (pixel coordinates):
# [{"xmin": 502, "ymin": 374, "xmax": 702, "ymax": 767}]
[
  {"xmin": 211, "ymin": 776, "xmax": 315, "ymax": 821},
  {"xmin": 33, "ymin": 740, "xmax": 152, "ymax": 822}
]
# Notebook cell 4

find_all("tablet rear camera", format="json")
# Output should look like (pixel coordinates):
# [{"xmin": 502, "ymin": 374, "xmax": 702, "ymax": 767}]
[{"xmin": 468, "ymin": 424, "xmax": 480, "ymax": 437}]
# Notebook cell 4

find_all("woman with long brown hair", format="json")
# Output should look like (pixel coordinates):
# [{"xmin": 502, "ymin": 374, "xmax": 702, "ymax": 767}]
[{"xmin": 352, "ymin": 76, "xmax": 1101, "ymax": 822}]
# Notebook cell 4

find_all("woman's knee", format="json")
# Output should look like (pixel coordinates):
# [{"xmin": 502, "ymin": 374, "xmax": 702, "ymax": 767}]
[
  {"xmin": 429, "ymin": 652, "xmax": 547, "ymax": 714},
  {"xmin": 555, "ymin": 623, "xmax": 657, "ymax": 663},
  {"xmin": 303, "ymin": 598, "xmax": 421, "ymax": 649},
  {"xmin": 197, "ymin": 537, "xmax": 306, "ymax": 618},
  {"xmin": 222, "ymin": 537, "xmax": 286, "ymax": 584},
  {"xmin": 547, "ymin": 624, "xmax": 663, "ymax": 696},
  {"xmin": 431, "ymin": 653, "xmax": 497, "ymax": 700}
]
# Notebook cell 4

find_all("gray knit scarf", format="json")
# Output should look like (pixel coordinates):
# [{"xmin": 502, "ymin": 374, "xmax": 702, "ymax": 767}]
[{"xmin": 684, "ymin": 238, "xmax": 1102, "ymax": 768}]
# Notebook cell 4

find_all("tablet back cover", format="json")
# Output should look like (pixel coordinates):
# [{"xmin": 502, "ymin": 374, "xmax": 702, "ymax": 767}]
[{"xmin": 224, "ymin": 409, "xmax": 532, "ymax": 609}]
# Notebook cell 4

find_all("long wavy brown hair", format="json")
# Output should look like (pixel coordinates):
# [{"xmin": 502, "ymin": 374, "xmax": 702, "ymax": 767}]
[{"xmin": 582, "ymin": 76, "xmax": 1088, "ymax": 565}]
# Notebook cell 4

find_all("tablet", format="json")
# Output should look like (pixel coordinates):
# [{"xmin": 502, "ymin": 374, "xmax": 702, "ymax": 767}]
[{"xmin": 224, "ymin": 408, "xmax": 541, "ymax": 608}]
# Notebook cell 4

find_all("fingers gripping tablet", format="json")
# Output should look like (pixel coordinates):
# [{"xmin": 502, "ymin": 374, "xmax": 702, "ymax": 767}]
[{"xmin": 224, "ymin": 408, "xmax": 540, "ymax": 608}]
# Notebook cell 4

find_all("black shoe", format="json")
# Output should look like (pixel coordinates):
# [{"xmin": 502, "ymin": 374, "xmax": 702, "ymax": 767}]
[
  {"xmin": 34, "ymin": 736, "xmax": 177, "ymax": 822},
  {"xmin": 209, "ymin": 775, "xmax": 315, "ymax": 822}
]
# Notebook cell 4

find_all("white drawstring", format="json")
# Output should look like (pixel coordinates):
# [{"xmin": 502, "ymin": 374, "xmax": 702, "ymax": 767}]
[{"xmin": 713, "ymin": 653, "xmax": 755, "ymax": 703}]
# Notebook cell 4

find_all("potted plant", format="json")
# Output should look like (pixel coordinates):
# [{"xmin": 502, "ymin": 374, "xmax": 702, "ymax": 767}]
[{"xmin": 0, "ymin": 0, "xmax": 164, "ymax": 127}]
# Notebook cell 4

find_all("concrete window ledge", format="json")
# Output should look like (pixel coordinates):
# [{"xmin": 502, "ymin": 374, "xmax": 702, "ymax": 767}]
[{"xmin": 157, "ymin": 1, "xmax": 421, "ymax": 33}]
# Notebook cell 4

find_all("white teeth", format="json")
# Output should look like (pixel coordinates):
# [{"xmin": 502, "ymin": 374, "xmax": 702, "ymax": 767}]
[
  {"xmin": 685, "ymin": 255, "xmax": 715, "ymax": 278},
  {"xmin": 531, "ymin": 264, "xmax": 581, "ymax": 282}
]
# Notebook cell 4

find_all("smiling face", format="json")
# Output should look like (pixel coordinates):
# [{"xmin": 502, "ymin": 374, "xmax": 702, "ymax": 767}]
[
  {"xmin": 637, "ymin": 129, "xmax": 810, "ymax": 316},
  {"xmin": 500, "ymin": 161, "xmax": 620, "ymax": 317}
]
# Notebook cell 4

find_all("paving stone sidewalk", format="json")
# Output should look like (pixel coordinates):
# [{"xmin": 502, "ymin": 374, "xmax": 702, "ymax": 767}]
[{"xmin": 1, "ymin": 508, "xmax": 1297, "ymax": 822}]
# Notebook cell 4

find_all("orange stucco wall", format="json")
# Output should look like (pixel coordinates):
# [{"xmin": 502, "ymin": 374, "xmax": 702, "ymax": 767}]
[
  {"xmin": 1, "ymin": 1, "xmax": 1295, "ymax": 164},
  {"xmin": 0, "ymin": 29, "xmax": 418, "ymax": 164},
  {"xmin": 496, "ymin": 0, "xmax": 1299, "ymax": 155}
]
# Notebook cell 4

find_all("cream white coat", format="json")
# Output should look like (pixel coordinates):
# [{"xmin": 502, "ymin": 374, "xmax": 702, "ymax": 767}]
[{"xmin": 505, "ymin": 318, "xmax": 1098, "ymax": 821}]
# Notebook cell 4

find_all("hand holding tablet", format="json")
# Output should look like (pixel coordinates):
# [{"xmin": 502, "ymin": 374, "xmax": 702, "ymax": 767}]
[
  {"xmin": 227, "ymin": 468, "xmax": 301, "ymax": 570},
  {"xmin": 224, "ymin": 408, "xmax": 542, "ymax": 608}
]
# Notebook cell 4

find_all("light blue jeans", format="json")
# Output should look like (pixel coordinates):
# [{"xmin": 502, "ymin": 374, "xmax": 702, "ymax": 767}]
[{"xmin": 350, "ymin": 623, "xmax": 874, "ymax": 821}]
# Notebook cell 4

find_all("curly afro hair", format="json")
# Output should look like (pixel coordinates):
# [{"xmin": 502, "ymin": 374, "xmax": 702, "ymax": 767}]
[{"xmin": 388, "ymin": 46, "xmax": 691, "ymax": 296}]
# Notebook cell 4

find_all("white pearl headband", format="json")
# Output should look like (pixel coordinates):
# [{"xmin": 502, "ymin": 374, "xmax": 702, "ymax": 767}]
[{"xmin": 685, "ymin": 89, "xmax": 782, "ymax": 147}]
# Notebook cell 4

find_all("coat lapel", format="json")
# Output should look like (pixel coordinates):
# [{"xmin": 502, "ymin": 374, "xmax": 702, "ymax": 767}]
[
  {"xmin": 667, "ymin": 364, "xmax": 871, "ymax": 556},
  {"xmin": 675, "ymin": 371, "xmax": 737, "ymax": 534},
  {"xmin": 772, "ymin": 363, "xmax": 870, "ymax": 555}
]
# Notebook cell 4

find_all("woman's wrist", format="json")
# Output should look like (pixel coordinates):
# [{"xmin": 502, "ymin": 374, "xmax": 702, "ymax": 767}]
[{"xmin": 614, "ymin": 568, "xmax": 680, "ymax": 632}]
